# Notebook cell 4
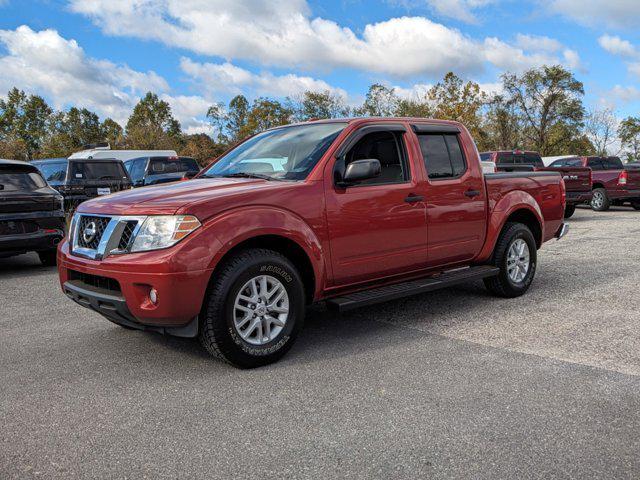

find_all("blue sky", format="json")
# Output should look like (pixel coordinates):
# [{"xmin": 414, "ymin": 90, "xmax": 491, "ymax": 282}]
[{"xmin": 0, "ymin": 0, "xmax": 638, "ymax": 133}]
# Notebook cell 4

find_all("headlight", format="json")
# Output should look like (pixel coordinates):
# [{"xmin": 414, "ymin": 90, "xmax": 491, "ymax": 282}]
[{"xmin": 130, "ymin": 215, "xmax": 201, "ymax": 252}]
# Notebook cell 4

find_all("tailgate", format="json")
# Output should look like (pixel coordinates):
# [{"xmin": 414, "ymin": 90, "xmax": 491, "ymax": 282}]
[
  {"xmin": 0, "ymin": 192, "xmax": 58, "ymax": 214},
  {"xmin": 540, "ymin": 167, "xmax": 591, "ymax": 192}
]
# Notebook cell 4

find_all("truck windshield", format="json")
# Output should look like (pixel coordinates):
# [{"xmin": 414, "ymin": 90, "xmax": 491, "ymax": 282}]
[
  {"xmin": 70, "ymin": 161, "xmax": 128, "ymax": 180},
  {"xmin": 202, "ymin": 123, "xmax": 347, "ymax": 181},
  {"xmin": 0, "ymin": 169, "xmax": 48, "ymax": 192}
]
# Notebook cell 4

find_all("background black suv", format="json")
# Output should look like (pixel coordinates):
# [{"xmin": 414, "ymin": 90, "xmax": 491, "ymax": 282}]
[
  {"xmin": 32, "ymin": 158, "xmax": 132, "ymax": 214},
  {"xmin": 0, "ymin": 159, "xmax": 65, "ymax": 265},
  {"xmin": 123, "ymin": 156, "xmax": 200, "ymax": 187}
]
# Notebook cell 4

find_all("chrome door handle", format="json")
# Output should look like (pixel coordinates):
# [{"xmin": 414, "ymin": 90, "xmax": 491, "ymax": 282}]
[
  {"xmin": 405, "ymin": 194, "xmax": 424, "ymax": 203},
  {"xmin": 464, "ymin": 190, "xmax": 480, "ymax": 198}
]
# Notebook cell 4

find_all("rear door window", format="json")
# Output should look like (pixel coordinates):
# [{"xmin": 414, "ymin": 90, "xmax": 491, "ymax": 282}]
[
  {"xmin": 604, "ymin": 157, "xmax": 623, "ymax": 170},
  {"xmin": 70, "ymin": 161, "xmax": 128, "ymax": 180},
  {"xmin": 587, "ymin": 158, "xmax": 604, "ymax": 170},
  {"xmin": 524, "ymin": 153, "xmax": 543, "ymax": 167},
  {"xmin": 496, "ymin": 153, "xmax": 515, "ymax": 164},
  {"xmin": 552, "ymin": 158, "xmax": 582, "ymax": 167},
  {"xmin": 0, "ymin": 169, "xmax": 48, "ymax": 191},
  {"xmin": 418, "ymin": 133, "xmax": 468, "ymax": 179},
  {"xmin": 148, "ymin": 157, "xmax": 199, "ymax": 175}
]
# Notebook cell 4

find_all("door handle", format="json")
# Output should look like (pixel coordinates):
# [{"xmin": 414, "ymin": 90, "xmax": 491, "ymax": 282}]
[
  {"xmin": 464, "ymin": 190, "xmax": 480, "ymax": 198},
  {"xmin": 404, "ymin": 194, "xmax": 424, "ymax": 203}
]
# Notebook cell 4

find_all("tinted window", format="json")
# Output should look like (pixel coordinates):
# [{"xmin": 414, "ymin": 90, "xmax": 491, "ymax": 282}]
[
  {"xmin": 587, "ymin": 158, "xmax": 604, "ymax": 170},
  {"xmin": 480, "ymin": 153, "xmax": 492, "ymax": 162},
  {"xmin": 149, "ymin": 157, "xmax": 199, "ymax": 175},
  {"xmin": 70, "ymin": 161, "xmax": 128, "ymax": 180},
  {"xmin": 0, "ymin": 169, "xmax": 47, "ymax": 191},
  {"xmin": 551, "ymin": 158, "xmax": 582, "ymax": 167},
  {"xmin": 604, "ymin": 157, "xmax": 623, "ymax": 170},
  {"xmin": 203, "ymin": 123, "xmax": 346, "ymax": 181},
  {"xmin": 496, "ymin": 153, "xmax": 515, "ymax": 164},
  {"xmin": 36, "ymin": 161, "xmax": 67, "ymax": 184},
  {"xmin": 524, "ymin": 153, "xmax": 543, "ymax": 167},
  {"xmin": 343, "ymin": 131, "xmax": 408, "ymax": 185},
  {"xmin": 418, "ymin": 133, "xmax": 467, "ymax": 179}
]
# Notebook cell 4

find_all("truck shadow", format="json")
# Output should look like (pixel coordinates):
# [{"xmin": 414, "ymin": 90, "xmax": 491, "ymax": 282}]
[{"xmin": 0, "ymin": 253, "xmax": 56, "ymax": 279}]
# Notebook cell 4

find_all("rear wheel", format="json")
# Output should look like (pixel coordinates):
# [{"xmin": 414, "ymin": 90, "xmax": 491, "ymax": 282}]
[
  {"xmin": 591, "ymin": 188, "xmax": 610, "ymax": 211},
  {"xmin": 484, "ymin": 222, "xmax": 537, "ymax": 298},
  {"xmin": 38, "ymin": 250, "xmax": 57, "ymax": 266},
  {"xmin": 199, "ymin": 248, "xmax": 305, "ymax": 369},
  {"xmin": 564, "ymin": 204, "xmax": 576, "ymax": 219},
  {"xmin": 631, "ymin": 200, "xmax": 640, "ymax": 211}
]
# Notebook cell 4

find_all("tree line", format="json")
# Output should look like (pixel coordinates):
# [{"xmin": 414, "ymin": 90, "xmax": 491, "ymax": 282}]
[{"xmin": 1, "ymin": 65, "xmax": 639, "ymax": 166}]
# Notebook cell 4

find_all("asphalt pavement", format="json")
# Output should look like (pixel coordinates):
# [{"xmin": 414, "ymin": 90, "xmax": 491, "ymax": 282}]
[{"xmin": 1, "ymin": 206, "xmax": 639, "ymax": 479}]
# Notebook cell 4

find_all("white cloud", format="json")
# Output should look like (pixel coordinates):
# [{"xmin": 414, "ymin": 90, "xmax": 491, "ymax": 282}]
[
  {"xmin": 160, "ymin": 94, "xmax": 212, "ymax": 135},
  {"xmin": 180, "ymin": 58, "xmax": 347, "ymax": 99},
  {"xmin": 598, "ymin": 35, "xmax": 637, "ymax": 57},
  {"xmin": 0, "ymin": 25, "xmax": 168, "ymax": 125},
  {"xmin": 69, "ymin": 0, "xmax": 575, "ymax": 78},
  {"xmin": 608, "ymin": 85, "xmax": 640, "ymax": 104},
  {"xmin": 515, "ymin": 34, "xmax": 562, "ymax": 53},
  {"xmin": 545, "ymin": 0, "xmax": 640, "ymax": 29},
  {"xmin": 402, "ymin": 0, "xmax": 497, "ymax": 24},
  {"xmin": 393, "ymin": 83, "xmax": 433, "ymax": 100}
]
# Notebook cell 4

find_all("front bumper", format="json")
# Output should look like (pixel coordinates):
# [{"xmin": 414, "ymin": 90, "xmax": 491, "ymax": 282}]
[
  {"xmin": 566, "ymin": 191, "xmax": 593, "ymax": 205},
  {"xmin": 555, "ymin": 222, "xmax": 569, "ymax": 240},
  {"xmin": 58, "ymin": 241, "xmax": 213, "ymax": 330},
  {"xmin": 62, "ymin": 280, "xmax": 198, "ymax": 337}
]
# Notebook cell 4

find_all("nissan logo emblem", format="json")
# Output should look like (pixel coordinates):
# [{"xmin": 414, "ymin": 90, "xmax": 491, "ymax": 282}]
[{"xmin": 82, "ymin": 221, "xmax": 97, "ymax": 244}]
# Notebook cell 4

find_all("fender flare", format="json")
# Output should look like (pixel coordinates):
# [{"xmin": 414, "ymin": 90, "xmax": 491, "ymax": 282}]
[
  {"xmin": 203, "ymin": 206, "xmax": 326, "ymax": 299},
  {"xmin": 477, "ymin": 190, "xmax": 544, "ymax": 263}
]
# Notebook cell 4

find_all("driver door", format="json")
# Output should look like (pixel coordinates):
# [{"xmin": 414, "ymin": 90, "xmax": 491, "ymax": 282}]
[{"xmin": 324, "ymin": 125, "xmax": 428, "ymax": 286}]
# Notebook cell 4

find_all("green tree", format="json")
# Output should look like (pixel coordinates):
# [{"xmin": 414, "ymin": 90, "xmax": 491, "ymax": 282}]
[
  {"xmin": 179, "ymin": 133, "xmax": 225, "ymax": 167},
  {"xmin": 101, "ymin": 118, "xmax": 124, "ymax": 148},
  {"xmin": 355, "ymin": 84, "xmax": 399, "ymax": 117},
  {"xmin": 395, "ymin": 97, "xmax": 432, "ymax": 118},
  {"xmin": 125, "ymin": 92, "xmax": 181, "ymax": 149},
  {"xmin": 584, "ymin": 108, "xmax": 618, "ymax": 157},
  {"xmin": 483, "ymin": 94, "xmax": 522, "ymax": 151},
  {"xmin": 294, "ymin": 90, "xmax": 349, "ymax": 121},
  {"xmin": 618, "ymin": 116, "xmax": 640, "ymax": 162},
  {"xmin": 41, "ymin": 107, "xmax": 105, "ymax": 157},
  {"xmin": 0, "ymin": 88, "xmax": 52, "ymax": 159},
  {"xmin": 245, "ymin": 98, "xmax": 293, "ymax": 134},
  {"xmin": 502, "ymin": 65, "xmax": 585, "ymax": 155},
  {"xmin": 428, "ymin": 72, "xmax": 487, "ymax": 148}
]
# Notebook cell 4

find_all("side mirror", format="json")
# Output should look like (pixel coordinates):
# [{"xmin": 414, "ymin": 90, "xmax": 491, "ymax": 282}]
[
  {"xmin": 341, "ymin": 159, "xmax": 381, "ymax": 186},
  {"xmin": 184, "ymin": 171, "xmax": 198, "ymax": 179}
]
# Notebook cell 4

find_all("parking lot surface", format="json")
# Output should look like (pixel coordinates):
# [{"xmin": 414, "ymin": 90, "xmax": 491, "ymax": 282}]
[{"xmin": 2, "ymin": 206, "xmax": 640, "ymax": 479}]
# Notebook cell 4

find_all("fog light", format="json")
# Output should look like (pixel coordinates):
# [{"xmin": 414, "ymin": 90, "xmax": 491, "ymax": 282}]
[{"xmin": 149, "ymin": 288, "xmax": 158, "ymax": 305}]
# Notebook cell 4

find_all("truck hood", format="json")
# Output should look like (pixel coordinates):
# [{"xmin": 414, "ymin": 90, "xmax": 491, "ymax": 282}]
[{"xmin": 76, "ymin": 177, "xmax": 284, "ymax": 216}]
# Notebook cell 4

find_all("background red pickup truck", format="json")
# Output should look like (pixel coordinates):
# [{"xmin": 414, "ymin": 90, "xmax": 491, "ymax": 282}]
[
  {"xmin": 549, "ymin": 156, "xmax": 640, "ymax": 212},
  {"xmin": 481, "ymin": 150, "xmax": 592, "ymax": 218},
  {"xmin": 58, "ymin": 118, "xmax": 567, "ymax": 368}
]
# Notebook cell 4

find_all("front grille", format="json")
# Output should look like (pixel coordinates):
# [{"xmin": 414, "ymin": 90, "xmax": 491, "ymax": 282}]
[
  {"xmin": 117, "ymin": 221, "xmax": 137, "ymax": 251},
  {"xmin": 77, "ymin": 215, "xmax": 110, "ymax": 250},
  {"xmin": 0, "ymin": 220, "xmax": 38, "ymax": 236},
  {"xmin": 68, "ymin": 269, "xmax": 121, "ymax": 292}
]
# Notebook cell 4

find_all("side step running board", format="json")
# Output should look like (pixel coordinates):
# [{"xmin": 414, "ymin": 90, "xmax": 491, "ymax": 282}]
[{"xmin": 326, "ymin": 265, "xmax": 499, "ymax": 313}]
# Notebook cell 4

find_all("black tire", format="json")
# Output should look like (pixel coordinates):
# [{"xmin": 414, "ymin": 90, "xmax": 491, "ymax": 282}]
[
  {"xmin": 591, "ymin": 188, "xmax": 610, "ymax": 211},
  {"xmin": 484, "ymin": 222, "xmax": 537, "ymax": 298},
  {"xmin": 631, "ymin": 200, "xmax": 640, "ymax": 211},
  {"xmin": 38, "ymin": 249, "xmax": 57, "ymax": 266},
  {"xmin": 564, "ymin": 204, "xmax": 576, "ymax": 219},
  {"xmin": 199, "ymin": 248, "xmax": 305, "ymax": 369}
]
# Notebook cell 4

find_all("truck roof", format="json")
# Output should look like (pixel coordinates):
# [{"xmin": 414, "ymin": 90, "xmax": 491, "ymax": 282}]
[{"xmin": 69, "ymin": 148, "xmax": 178, "ymax": 161}]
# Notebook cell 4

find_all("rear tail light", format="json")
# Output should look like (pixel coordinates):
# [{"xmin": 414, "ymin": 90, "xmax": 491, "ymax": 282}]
[
  {"xmin": 618, "ymin": 170, "xmax": 628, "ymax": 186},
  {"xmin": 560, "ymin": 176, "xmax": 566, "ymax": 207}
]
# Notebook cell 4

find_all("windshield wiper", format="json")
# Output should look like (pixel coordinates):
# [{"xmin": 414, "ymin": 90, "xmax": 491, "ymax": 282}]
[{"xmin": 220, "ymin": 172, "xmax": 279, "ymax": 181}]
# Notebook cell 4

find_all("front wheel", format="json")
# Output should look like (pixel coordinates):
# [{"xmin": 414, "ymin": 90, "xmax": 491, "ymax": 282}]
[
  {"xmin": 199, "ymin": 248, "xmax": 306, "ymax": 369},
  {"xmin": 484, "ymin": 222, "xmax": 537, "ymax": 298},
  {"xmin": 591, "ymin": 188, "xmax": 610, "ymax": 212},
  {"xmin": 564, "ymin": 204, "xmax": 576, "ymax": 219}
]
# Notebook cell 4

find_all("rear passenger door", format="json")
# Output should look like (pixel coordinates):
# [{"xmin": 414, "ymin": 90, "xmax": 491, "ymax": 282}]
[{"xmin": 413, "ymin": 126, "xmax": 487, "ymax": 267}]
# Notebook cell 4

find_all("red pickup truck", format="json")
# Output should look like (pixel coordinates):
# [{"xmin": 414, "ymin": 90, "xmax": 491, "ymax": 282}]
[
  {"xmin": 481, "ymin": 151, "xmax": 592, "ymax": 218},
  {"xmin": 58, "ymin": 118, "xmax": 567, "ymax": 368},
  {"xmin": 549, "ymin": 156, "xmax": 640, "ymax": 211}
]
